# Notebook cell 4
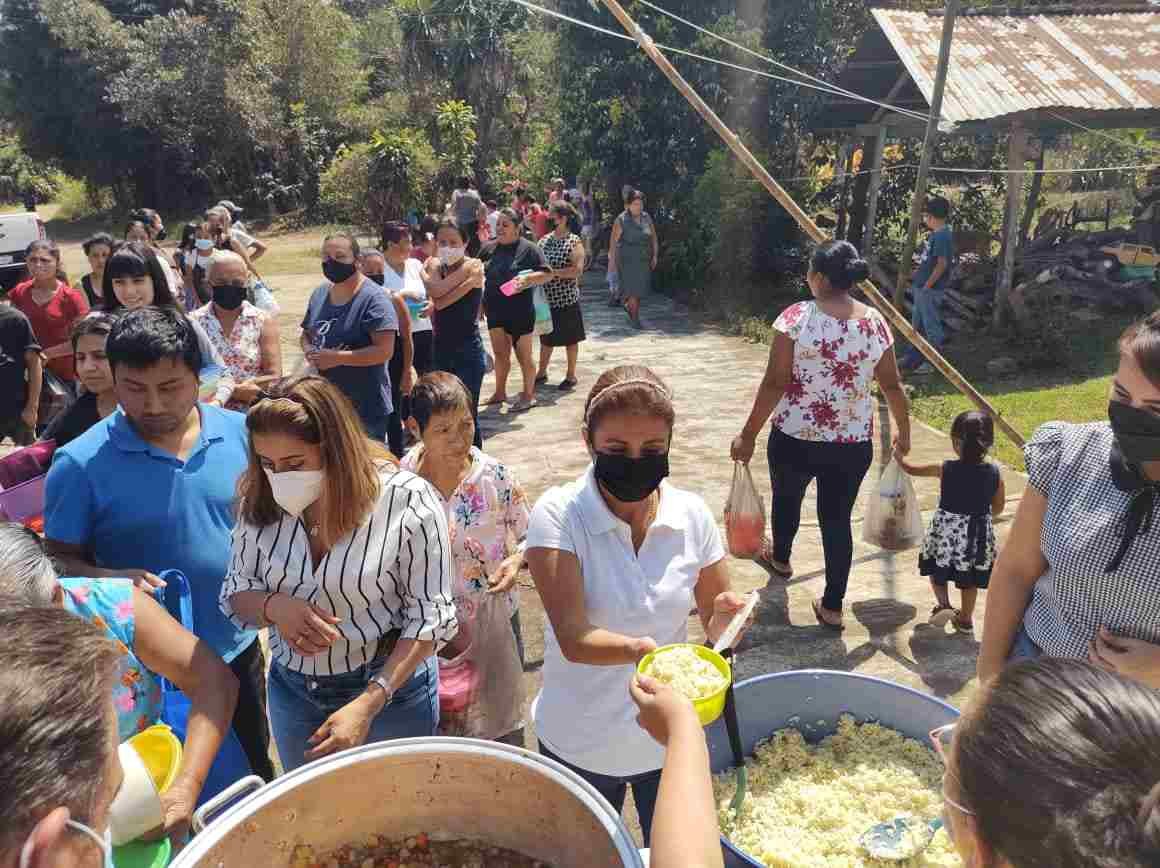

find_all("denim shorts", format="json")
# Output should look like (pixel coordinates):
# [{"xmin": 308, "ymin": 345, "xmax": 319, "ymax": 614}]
[{"xmin": 267, "ymin": 655, "xmax": 439, "ymax": 773}]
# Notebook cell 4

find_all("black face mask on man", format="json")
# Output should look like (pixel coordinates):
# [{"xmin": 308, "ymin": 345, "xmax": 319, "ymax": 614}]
[
  {"xmin": 322, "ymin": 259, "xmax": 358, "ymax": 284},
  {"xmin": 1108, "ymin": 400, "xmax": 1160, "ymax": 465},
  {"xmin": 212, "ymin": 284, "xmax": 246, "ymax": 311},
  {"xmin": 593, "ymin": 451, "xmax": 670, "ymax": 503},
  {"xmin": 364, "ymin": 272, "xmax": 386, "ymax": 286}
]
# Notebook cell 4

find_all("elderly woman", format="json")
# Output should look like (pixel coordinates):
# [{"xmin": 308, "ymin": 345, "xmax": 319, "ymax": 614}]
[
  {"xmin": 220, "ymin": 376, "xmax": 457, "ymax": 771},
  {"xmin": 535, "ymin": 200, "xmax": 587, "ymax": 391},
  {"xmin": 0, "ymin": 522, "xmax": 239, "ymax": 841},
  {"xmin": 942, "ymin": 659, "xmax": 1160, "ymax": 866},
  {"xmin": 8, "ymin": 239, "xmax": 89, "ymax": 389},
  {"xmin": 101, "ymin": 241, "xmax": 235, "ymax": 405},
  {"xmin": 526, "ymin": 364, "xmax": 750, "ymax": 843},
  {"xmin": 732, "ymin": 241, "xmax": 910, "ymax": 630},
  {"xmin": 42, "ymin": 312, "xmax": 118, "ymax": 448},
  {"xmin": 608, "ymin": 190, "xmax": 658, "ymax": 330},
  {"xmin": 191, "ymin": 251, "xmax": 282, "ymax": 410},
  {"xmin": 978, "ymin": 312, "xmax": 1160, "ymax": 690}
]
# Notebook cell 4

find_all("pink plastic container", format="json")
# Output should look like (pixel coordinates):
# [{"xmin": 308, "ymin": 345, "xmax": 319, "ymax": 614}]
[
  {"xmin": 499, "ymin": 277, "xmax": 521, "ymax": 297},
  {"xmin": 0, "ymin": 474, "xmax": 47, "ymax": 524}
]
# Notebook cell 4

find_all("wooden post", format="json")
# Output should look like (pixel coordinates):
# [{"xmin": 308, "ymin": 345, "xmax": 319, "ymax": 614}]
[
  {"xmin": 835, "ymin": 139, "xmax": 852, "ymax": 239},
  {"xmin": 1018, "ymin": 140, "xmax": 1045, "ymax": 247},
  {"xmin": 596, "ymin": 0, "xmax": 1025, "ymax": 450},
  {"xmin": 894, "ymin": 0, "xmax": 959, "ymax": 305},
  {"xmin": 864, "ymin": 126, "xmax": 889, "ymax": 258},
  {"xmin": 994, "ymin": 125, "xmax": 1030, "ymax": 328}
]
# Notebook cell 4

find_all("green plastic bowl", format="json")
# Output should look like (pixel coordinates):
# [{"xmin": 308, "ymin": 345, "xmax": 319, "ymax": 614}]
[
  {"xmin": 113, "ymin": 837, "xmax": 171, "ymax": 868},
  {"xmin": 637, "ymin": 643, "xmax": 732, "ymax": 726}
]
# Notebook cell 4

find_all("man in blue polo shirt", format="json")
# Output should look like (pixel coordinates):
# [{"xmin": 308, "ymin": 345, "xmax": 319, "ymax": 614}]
[{"xmin": 44, "ymin": 306, "xmax": 274, "ymax": 781}]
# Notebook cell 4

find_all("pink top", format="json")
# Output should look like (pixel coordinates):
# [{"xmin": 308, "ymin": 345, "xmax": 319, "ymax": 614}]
[
  {"xmin": 401, "ymin": 446, "xmax": 530, "ymax": 619},
  {"xmin": 771, "ymin": 300, "xmax": 894, "ymax": 443}
]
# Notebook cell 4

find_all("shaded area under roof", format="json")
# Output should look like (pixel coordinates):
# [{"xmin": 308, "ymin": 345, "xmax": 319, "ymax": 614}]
[{"xmin": 819, "ymin": 6, "xmax": 1160, "ymax": 132}]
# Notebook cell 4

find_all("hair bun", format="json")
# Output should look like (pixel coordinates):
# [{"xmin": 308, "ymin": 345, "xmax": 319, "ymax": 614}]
[{"xmin": 846, "ymin": 259, "xmax": 870, "ymax": 282}]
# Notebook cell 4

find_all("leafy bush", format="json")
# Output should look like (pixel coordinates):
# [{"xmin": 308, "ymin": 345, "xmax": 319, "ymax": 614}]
[
  {"xmin": 52, "ymin": 177, "xmax": 113, "ymax": 221},
  {"xmin": 318, "ymin": 143, "xmax": 373, "ymax": 226}
]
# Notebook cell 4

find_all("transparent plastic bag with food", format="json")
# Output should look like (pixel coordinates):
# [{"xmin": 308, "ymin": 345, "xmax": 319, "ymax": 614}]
[
  {"xmin": 862, "ymin": 460, "xmax": 924, "ymax": 551},
  {"xmin": 437, "ymin": 592, "xmax": 523, "ymax": 740},
  {"xmin": 725, "ymin": 462, "xmax": 766, "ymax": 559}
]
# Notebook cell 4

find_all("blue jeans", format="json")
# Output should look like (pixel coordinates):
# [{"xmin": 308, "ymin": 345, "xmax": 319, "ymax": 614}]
[
  {"xmin": 538, "ymin": 743, "xmax": 662, "ymax": 847},
  {"xmin": 909, "ymin": 284, "xmax": 945, "ymax": 355},
  {"xmin": 1007, "ymin": 623, "xmax": 1043, "ymax": 664},
  {"xmin": 436, "ymin": 332, "xmax": 486, "ymax": 449},
  {"xmin": 267, "ymin": 656, "xmax": 439, "ymax": 773}
]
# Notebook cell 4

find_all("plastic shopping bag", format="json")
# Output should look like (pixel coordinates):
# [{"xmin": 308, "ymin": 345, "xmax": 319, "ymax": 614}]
[
  {"xmin": 724, "ymin": 462, "xmax": 766, "ymax": 559},
  {"xmin": 154, "ymin": 571, "xmax": 256, "ymax": 802},
  {"xmin": 532, "ymin": 285, "xmax": 554, "ymax": 337},
  {"xmin": 252, "ymin": 279, "xmax": 279, "ymax": 314},
  {"xmin": 438, "ymin": 593, "xmax": 523, "ymax": 740},
  {"xmin": 862, "ymin": 460, "xmax": 924, "ymax": 551}
]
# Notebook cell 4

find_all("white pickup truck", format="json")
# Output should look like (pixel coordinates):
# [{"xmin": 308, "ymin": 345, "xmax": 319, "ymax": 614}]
[{"xmin": 0, "ymin": 210, "xmax": 46, "ymax": 293}]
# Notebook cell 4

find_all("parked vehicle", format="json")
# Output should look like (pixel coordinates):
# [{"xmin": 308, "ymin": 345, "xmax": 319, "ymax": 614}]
[{"xmin": 0, "ymin": 211, "xmax": 46, "ymax": 294}]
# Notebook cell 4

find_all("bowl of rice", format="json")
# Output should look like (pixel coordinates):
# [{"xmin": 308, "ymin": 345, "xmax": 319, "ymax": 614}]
[
  {"xmin": 705, "ymin": 670, "xmax": 961, "ymax": 867},
  {"xmin": 637, "ymin": 643, "xmax": 731, "ymax": 726}
]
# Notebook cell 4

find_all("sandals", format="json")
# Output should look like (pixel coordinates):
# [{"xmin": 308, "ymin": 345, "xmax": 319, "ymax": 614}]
[
  {"xmin": 755, "ymin": 538, "xmax": 793, "ymax": 579},
  {"xmin": 811, "ymin": 599, "xmax": 844, "ymax": 631},
  {"xmin": 929, "ymin": 605, "xmax": 956, "ymax": 627},
  {"xmin": 481, "ymin": 394, "xmax": 507, "ymax": 407},
  {"xmin": 534, "ymin": 374, "xmax": 549, "ymax": 386},
  {"xmin": 558, "ymin": 378, "xmax": 578, "ymax": 392},
  {"xmin": 509, "ymin": 396, "xmax": 538, "ymax": 413},
  {"xmin": 952, "ymin": 614, "xmax": 975, "ymax": 634}
]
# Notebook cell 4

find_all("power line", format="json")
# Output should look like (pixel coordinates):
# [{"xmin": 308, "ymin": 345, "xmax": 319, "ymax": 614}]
[
  {"xmin": 504, "ymin": 0, "xmax": 937, "ymax": 122},
  {"xmin": 1047, "ymin": 111, "xmax": 1160, "ymax": 158},
  {"xmin": 633, "ymin": 0, "xmax": 930, "ymax": 122}
]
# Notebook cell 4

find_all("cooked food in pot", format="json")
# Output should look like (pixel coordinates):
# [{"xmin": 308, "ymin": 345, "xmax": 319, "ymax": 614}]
[{"xmin": 290, "ymin": 834, "xmax": 552, "ymax": 868}]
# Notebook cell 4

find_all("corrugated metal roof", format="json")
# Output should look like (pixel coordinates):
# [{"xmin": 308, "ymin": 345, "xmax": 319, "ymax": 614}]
[{"xmin": 872, "ymin": 8, "xmax": 1160, "ymax": 123}]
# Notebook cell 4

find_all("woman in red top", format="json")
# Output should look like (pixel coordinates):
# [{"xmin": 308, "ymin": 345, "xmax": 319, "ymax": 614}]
[{"xmin": 8, "ymin": 240, "xmax": 89, "ymax": 383}]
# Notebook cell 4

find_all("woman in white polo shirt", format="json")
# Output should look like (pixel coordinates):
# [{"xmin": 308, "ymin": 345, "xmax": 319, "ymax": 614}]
[{"xmin": 526, "ymin": 364, "xmax": 750, "ymax": 845}]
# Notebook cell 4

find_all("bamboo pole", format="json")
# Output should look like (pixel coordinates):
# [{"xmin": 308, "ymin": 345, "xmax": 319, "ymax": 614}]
[{"xmin": 597, "ymin": 0, "xmax": 1025, "ymax": 450}]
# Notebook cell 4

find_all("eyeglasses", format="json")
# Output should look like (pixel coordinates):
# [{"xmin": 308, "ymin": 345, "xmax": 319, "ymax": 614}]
[{"xmin": 930, "ymin": 724, "xmax": 976, "ymax": 817}]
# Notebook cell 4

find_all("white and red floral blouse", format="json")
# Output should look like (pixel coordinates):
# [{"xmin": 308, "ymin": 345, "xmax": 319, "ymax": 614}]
[
  {"xmin": 191, "ymin": 301, "xmax": 267, "ymax": 383},
  {"xmin": 771, "ymin": 300, "xmax": 894, "ymax": 443}
]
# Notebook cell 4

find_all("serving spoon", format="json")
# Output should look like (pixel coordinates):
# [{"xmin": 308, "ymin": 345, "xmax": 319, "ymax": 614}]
[{"xmin": 859, "ymin": 815, "xmax": 944, "ymax": 861}]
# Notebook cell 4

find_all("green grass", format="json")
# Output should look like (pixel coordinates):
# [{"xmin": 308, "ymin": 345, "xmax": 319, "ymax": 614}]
[{"xmin": 731, "ymin": 310, "xmax": 1131, "ymax": 470}]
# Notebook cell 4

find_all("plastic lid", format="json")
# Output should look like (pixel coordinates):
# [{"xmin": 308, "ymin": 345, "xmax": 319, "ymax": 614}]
[{"xmin": 113, "ymin": 837, "xmax": 171, "ymax": 868}]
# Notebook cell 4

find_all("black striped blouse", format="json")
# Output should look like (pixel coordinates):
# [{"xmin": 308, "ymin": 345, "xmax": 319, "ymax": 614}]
[{"xmin": 219, "ymin": 468, "xmax": 458, "ymax": 676}]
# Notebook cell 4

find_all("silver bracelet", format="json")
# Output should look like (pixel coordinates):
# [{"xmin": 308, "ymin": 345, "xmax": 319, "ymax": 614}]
[{"xmin": 368, "ymin": 674, "xmax": 394, "ymax": 706}]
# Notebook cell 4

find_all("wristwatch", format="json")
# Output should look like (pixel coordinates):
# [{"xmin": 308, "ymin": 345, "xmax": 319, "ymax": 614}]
[{"xmin": 369, "ymin": 675, "xmax": 395, "ymax": 706}]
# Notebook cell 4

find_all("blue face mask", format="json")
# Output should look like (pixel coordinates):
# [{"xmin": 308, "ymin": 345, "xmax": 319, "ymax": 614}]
[{"xmin": 20, "ymin": 819, "xmax": 113, "ymax": 868}]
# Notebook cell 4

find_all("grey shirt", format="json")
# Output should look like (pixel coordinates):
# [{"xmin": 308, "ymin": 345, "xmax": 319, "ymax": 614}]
[{"xmin": 453, "ymin": 188, "xmax": 483, "ymax": 227}]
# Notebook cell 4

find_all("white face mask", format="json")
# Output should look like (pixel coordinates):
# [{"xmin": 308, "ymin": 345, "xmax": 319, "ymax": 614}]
[
  {"xmin": 264, "ymin": 468, "xmax": 325, "ymax": 517},
  {"xmin": 438, "ymin": 246, "xmax": 466, "ymax": 266},
  {"xmin": 20, "ymin": 819, "xmax": 113, "ymax": 868}
]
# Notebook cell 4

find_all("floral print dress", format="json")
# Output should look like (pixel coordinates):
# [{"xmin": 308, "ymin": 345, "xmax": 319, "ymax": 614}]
[
  {"xmin": 401, "ymin": 446, "xmax": 531, "ymax": 622},
  {"xmin": 191, "ymin": 301, "xmax": 267, "ymax": 382},
  {"xmin": 918, "ymin": 460, "xmax": 1000, "ymax": 589},
  {"xmin": 60, "ymin": 577, "xmax": 163, "ymax": 741},
  {"xmin": 771, "ymin": 300, "xmax": 894, "ymax": 443}
]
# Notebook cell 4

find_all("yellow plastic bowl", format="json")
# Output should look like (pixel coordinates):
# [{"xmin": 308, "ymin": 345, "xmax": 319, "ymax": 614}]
[
  {"xmin": 128, "ymin": 725, "xmax": 183, "ymax": 794},
  {"xmin": 637, "ymin": 643, "xmax": 732, "ymax": 727}
]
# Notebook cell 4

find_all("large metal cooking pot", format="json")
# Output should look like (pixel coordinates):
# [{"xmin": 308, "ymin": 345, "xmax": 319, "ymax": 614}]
[
  {"xmin": 172, "ymin": 738, "xmax": 645, "ymax": 867},
  {"xmin": 705, "ymin": 670, "xmax": 960, "ymax": 868}
]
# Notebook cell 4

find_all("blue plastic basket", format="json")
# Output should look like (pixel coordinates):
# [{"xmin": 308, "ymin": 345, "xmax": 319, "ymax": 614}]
[{"xmin": 705, "ymin": 669, "xmax": 960, "ymax": 867}]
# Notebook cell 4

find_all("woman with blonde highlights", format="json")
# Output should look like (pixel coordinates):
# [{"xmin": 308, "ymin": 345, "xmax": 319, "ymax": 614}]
[{"xmin": 221, "ymin": 376, "xmax": 457, "ymax": 771}]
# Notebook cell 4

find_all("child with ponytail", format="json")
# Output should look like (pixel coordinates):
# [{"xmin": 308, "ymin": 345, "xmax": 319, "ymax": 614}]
[{"xmin": 896, "ymin": 410, "xmax": 1005, "ymax": 633}]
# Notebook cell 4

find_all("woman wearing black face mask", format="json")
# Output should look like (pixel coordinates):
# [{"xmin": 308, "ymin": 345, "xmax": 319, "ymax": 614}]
[
  {"xmin": 300, "ymin": 232, "xmax": 398, "ymax": 440},
  {"xmin": 525, "ymin": 364, "xmax": 752, "ymax": 845},
  {"xmin": 191, "ymin": 251, "xmax": 282, "ymax": 410},
  {"xmin": 978, "ymin": 312, "xmax": 1160, "ymax": 691}
]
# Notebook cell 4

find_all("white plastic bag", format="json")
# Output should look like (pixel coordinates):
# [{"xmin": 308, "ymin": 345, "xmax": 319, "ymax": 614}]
[
  {"xmin": 252, "ymin": 279, "xmax": 279, "ymax": 314},
  {"xmin": 724, "ymin": 462, "xmax": 766, "ymax": 559},
  {"xmin": 437, "ymin": 593, "xmax": 523, "ymax": 740},
  {"xmin": 862, "ymin": 460, "xmax": 924, "ymax": 551}
]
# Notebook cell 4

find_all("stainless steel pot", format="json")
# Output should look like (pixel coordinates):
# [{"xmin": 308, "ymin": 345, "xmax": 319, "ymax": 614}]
[{"xmin": 173, "ymin": 738, "xmax": 645, "ymax": 867}]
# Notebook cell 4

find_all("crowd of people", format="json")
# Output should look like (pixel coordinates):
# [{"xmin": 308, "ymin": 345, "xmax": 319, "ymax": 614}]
[{"xmin": 2, "ymin": 183, "xmax": 1160, "ymax": 868}]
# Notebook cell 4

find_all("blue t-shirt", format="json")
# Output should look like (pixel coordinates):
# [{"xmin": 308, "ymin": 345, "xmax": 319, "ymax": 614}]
[
  {"xmin": 44, "ymin": 405, "xmax": 256, "ymax": 663},
  {"xmin": 912, "ymin": 225, "xmax": 955, "ymax": 292},
  {"xmin": 301, "ymin": 278, "xmax": 398, "ymax": 427}
]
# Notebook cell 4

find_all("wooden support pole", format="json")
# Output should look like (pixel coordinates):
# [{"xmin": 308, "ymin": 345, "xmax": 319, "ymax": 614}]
[
  {"xmin": 836, "ymin": 141, "xmax": 854, "ymax": 239},
  {"xmin": 994, "ymin": 125, "xmax": 1030, "ymax": 328},
  {"xmin": 596, "ymin": 0, "xmax": 1024, "ymax": 450},
  {"xmin": 1018, "ymin": 141, "xmax": 1045, "ymax": 247},
  {"xmin": 864, "ymin": 126, "xmax": 889, "ymax": 259},
  {"xmin": 894, "ymin": 0, "xmax": 959, "ymax": 305}
]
